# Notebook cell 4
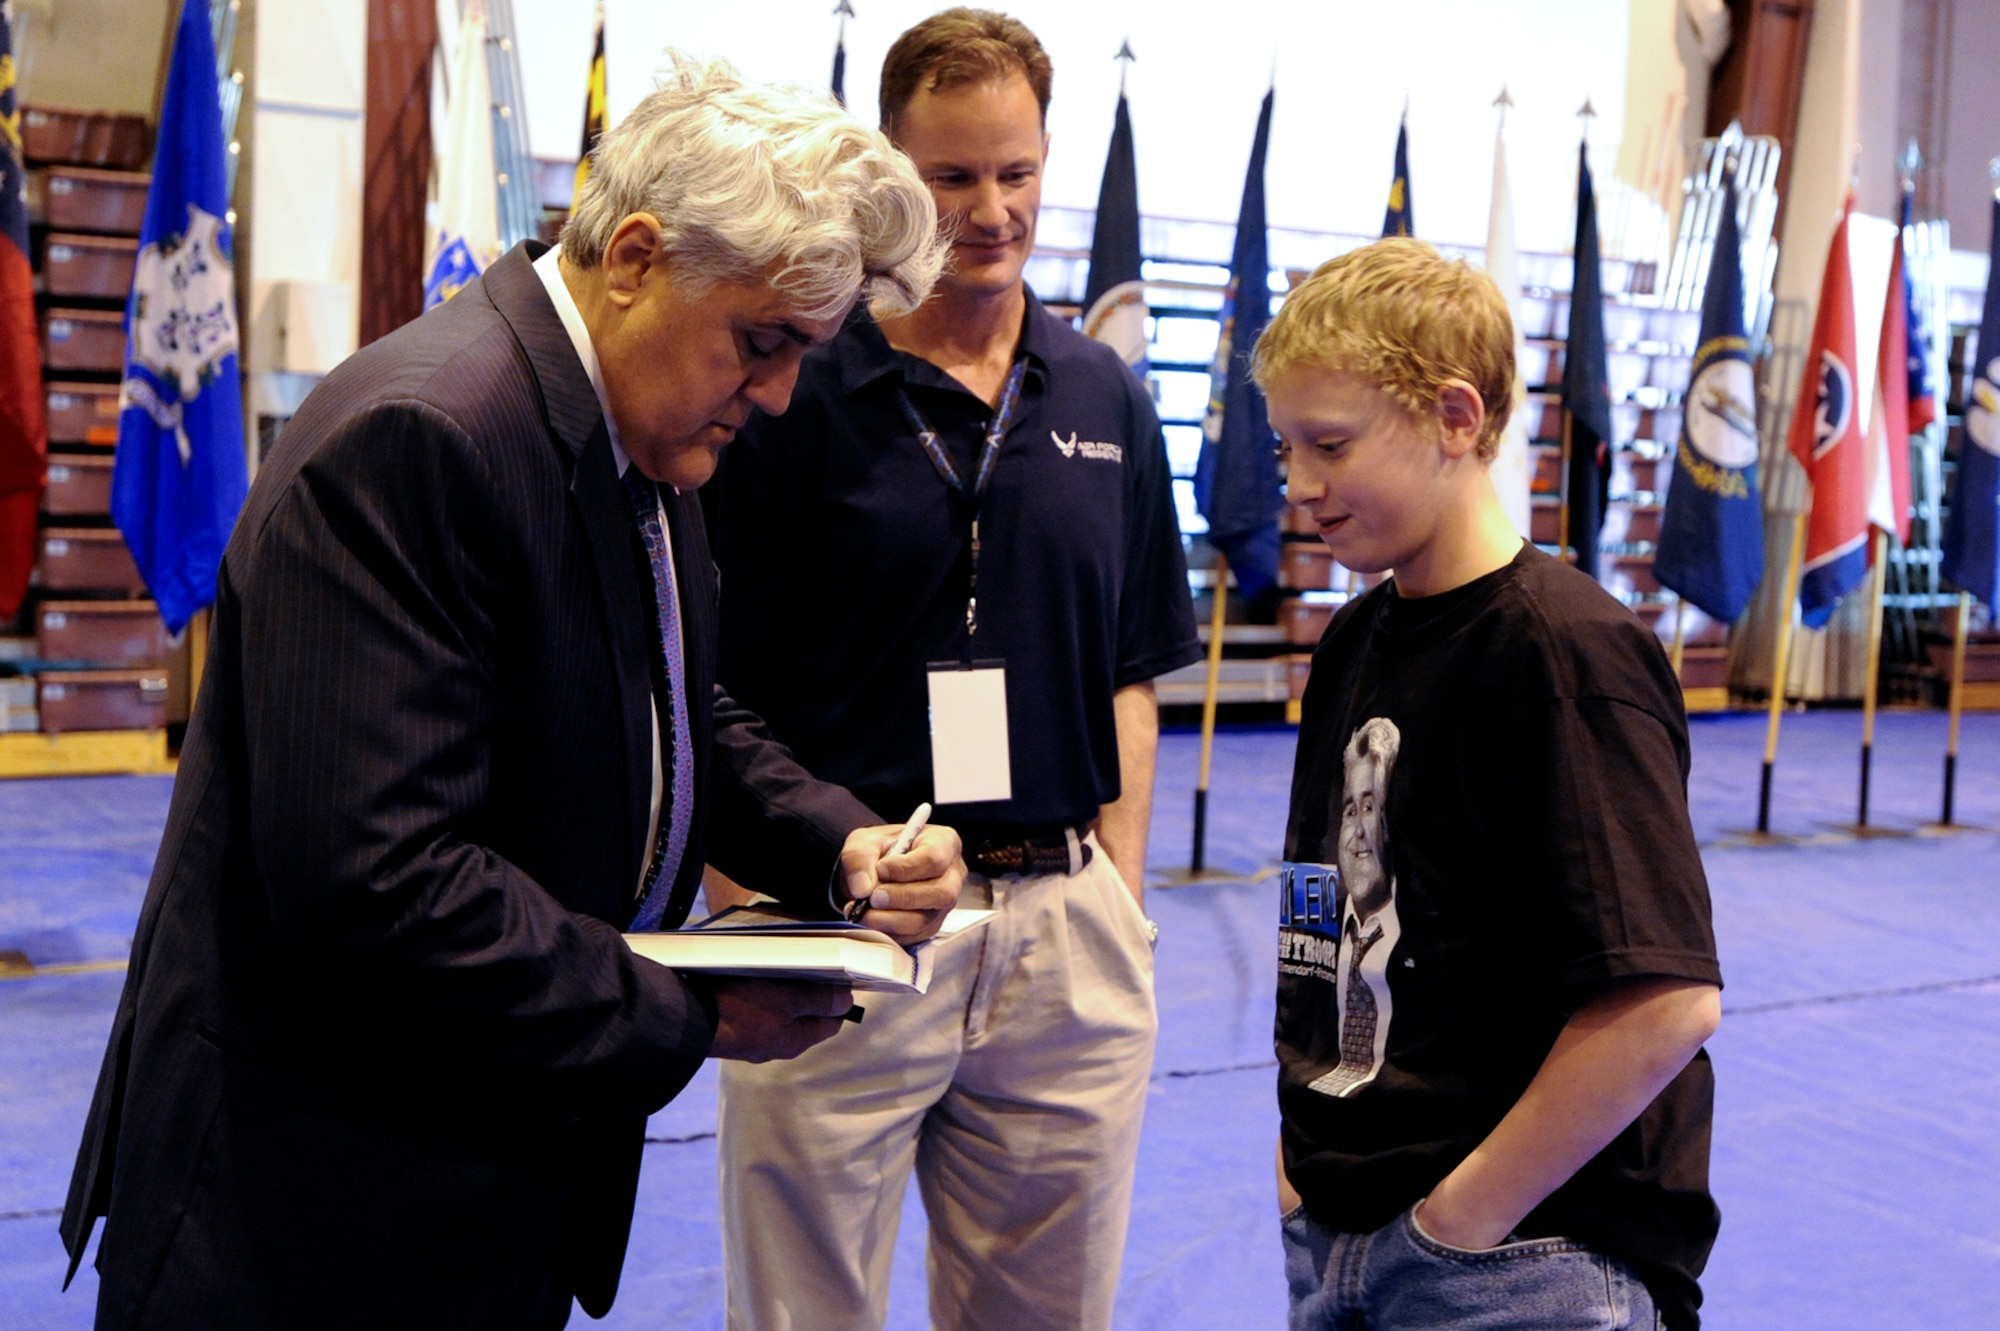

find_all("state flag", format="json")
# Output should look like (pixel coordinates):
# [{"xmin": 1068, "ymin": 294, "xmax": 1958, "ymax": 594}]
[
  {"xmin": 0, "ymin": 2, "xmax": 46, "ymax": 622},
  {"xmin": 1787, "ymin": 197, "xmax": 1869, "ymax": 627},
  {"xmin": 1654, "ymin": 175, "xmax": 1764, "ymax": 624},
  {"xmin": 425, "ymin": 1, "xmax": 499, "ymax": 310},
  {"xmin": 1082, "ymin": 90, "xmax": 1147, "ymax": 377},
  {"xmin": 1484, "ymin": 122, "xmax": 1531, "ymax": 540},
  {"xmin": 1863, "ymin": 208, "xmax": 1913, "ymax": 546},
  {"xmin": 1195, "ymin": 89, "xmax": 1280, "ymax": 596},
  {"xmin": 1939, "ymin": 195, "xmax": 2000, "ymax": 612},
  {"xmin": 1562, "ymin": 143, "xmax": 1612, "ymax": 579},
  {"xmin": 1381, "ymin": 115, "xmax": 1413, "ymax": 239},
  {"xmin": 111, "ymin": 0, "xmax": 249, "ymax": 634}
]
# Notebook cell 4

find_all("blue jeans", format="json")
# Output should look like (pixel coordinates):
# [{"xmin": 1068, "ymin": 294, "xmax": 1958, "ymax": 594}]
[{"xmin": 1281, "ymin": 1203, "xmax": 1662, "ymax": 1330}]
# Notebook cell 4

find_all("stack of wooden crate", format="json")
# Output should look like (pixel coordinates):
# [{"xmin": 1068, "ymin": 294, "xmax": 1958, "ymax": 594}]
[{"xmin": 5, "ymin": 104, "xmax": 172, "ymax": 755}]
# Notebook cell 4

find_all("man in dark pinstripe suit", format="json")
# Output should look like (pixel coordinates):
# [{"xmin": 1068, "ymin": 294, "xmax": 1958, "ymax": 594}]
[{"xmin": 61, "ymin": 57, "xmax": 957, "ymax": 1330}]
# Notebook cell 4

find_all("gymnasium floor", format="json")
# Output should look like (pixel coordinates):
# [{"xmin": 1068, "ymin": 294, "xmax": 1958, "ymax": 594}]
[{"xmin": 4, "ymin": 710, "xmax": 1998, "ymax": 1328}]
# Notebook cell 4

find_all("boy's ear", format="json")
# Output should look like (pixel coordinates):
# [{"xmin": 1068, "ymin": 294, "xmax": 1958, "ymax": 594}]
[{"xmin": 1436, "ymin": 381, "xmax": 1486, "ymax": 459}]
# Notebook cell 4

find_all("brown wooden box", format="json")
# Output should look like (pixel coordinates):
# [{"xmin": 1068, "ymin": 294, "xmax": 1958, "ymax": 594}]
[
  {"xmin": 37, "ymin": 601, "xmax": 168, "ymax": 665},
  {"xmin": 1280, "ymin": 596, "xmax": 1335, "ymax": 645},
  {"xmin": 1604, "ymin": 503, "xmax": 1663, "ymax": 546},
  {"xmin": 38, "ymin": 527, "xmax": 146, "ymax": 594},
  {"xmin": 1614, "ymin": 452, "xmax": 1662, "ymax": 497},
  {"xmin": 45, "ymin": 383, "xmax": 122, "ymax": 444},
  {"xmin": 42, "ymin": 308, "xmax": 128, "ymax": 372},
  {"xmin": 1532, "ymin": 446, "xmax": 1562, "ymax": 495},
  {"xmin": 1926, "ymin": 641, "xmax": 2000, "ymax": 684},
  {"xmin": 1609, "ymin": 554, "xmax": 1661, "ymax": 597},
  {"xmin": 42, "ymin": 453, "xmax": 115, "ymax": 516},
  {"xmin": 37, "ymin": 668, "xmax": 168, "ymax": 732},
  {"xmin": 1530, "ymin": 499, "xmax": 1562, "ymax": 545},
  {"xmin": 1680, "ymin": 645, "xmax": 1731, "ymax": 690},
  {"xmin": 42, "ymin": 233, "xmax": 138, "ymax": 299},
  {"xmin": 39, "ymin": 167, "xmax": 151, "ymax": 234},
  {"xmin": 20, "ymin": 106, "xmax": 151, "ymax": 169},
  {"xmin": 1526, "ymin": 398, "xmax": 1564, "ymax": 443},
  {"xmin": 1286, "ymin": 653, "xmax": 1314, "ymax": 702},
  {"xmin": 1279, "ymin": 541, "xmax": 1334, "ymax": 592}
]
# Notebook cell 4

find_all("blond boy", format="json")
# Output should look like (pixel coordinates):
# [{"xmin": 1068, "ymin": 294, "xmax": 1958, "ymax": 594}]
[{"xmin": 1261, "ymin": 239, "xmax": 1723, "ymax": 1330}]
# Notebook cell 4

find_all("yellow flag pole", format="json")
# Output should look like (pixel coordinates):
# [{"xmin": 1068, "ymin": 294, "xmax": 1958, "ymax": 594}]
[
  {"xmin": 1669, "ymin": 596, "xmax": 1687, "ymax": 679},
  {"xmin": 1557, "ymin": 413, "xmax": 1573, "ymax": 564},
  {"xmin": 1758, "ymin": 511, "xmax": 1808, "ymax": 833},
  {"xmin": 1192, "ymin": 554, "xmax": 1230, "ymax": 872},
  {"xmin": 1943, "ymin": 590, "xmax": 1971, "ymax": 825},
  {"xmin": 1857, "ymin": 529, "xmax": 1889, "ymax": 825},
  {"xmin": 188, "ymin": 608, "xmax": 210, "ymax": 724}
]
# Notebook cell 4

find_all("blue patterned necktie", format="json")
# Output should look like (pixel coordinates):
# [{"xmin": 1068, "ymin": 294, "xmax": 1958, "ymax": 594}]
[{"xmin": 621, "ymin": 466, "xmax": 694, "ymax": 930}]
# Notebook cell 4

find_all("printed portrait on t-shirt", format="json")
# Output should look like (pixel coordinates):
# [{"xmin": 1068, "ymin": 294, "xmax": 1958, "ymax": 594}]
[{"xmin": 1275, "ymin": 716, "xmax": 1402, "ymax": 1099}]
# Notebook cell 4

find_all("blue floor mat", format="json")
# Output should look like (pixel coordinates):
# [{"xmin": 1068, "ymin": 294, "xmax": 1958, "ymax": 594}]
[{"xmin": 4, "ymin": 712, "xmax": 1997, "ymax": 1327}]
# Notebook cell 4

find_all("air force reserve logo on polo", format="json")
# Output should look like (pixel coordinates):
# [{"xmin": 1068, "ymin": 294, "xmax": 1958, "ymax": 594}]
[{"xmin": 1051, "ymin": 430, "xmax": 1123, "ymax": 463}]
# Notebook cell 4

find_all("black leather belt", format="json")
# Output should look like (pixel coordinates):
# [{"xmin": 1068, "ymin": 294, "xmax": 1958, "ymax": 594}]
[{"xmin": 962, "ymin": 824, "xmax": 1093, "ymax": 878}]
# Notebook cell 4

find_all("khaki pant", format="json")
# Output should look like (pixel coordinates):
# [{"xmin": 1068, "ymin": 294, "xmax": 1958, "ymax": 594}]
[{"xmin": 717, "ymin": 837, "xmax": 1157, "ymax": 1331}]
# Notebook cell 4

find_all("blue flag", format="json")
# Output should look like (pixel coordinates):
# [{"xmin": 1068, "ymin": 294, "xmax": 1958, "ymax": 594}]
[
  {"xmin": 111, "ymin": 0, "xmax": 248, "ymax": 635},
  {"xmin": 1562, "ymin": 142, "xmax": 1612, "ymax": 579},
  {"xmin": 1081, "ymin": 91, "xmax": 1148, "ymax": 377},
  {"xmin": 1195, "ymin": 89, "xmax": 1280, "ymax": 597},
  {"xmin": 1653, "ymin": 176, "xmax": 1763, "ymax": 624},
  {"xmin": 1940, "ymin": 195, "xmax": 2000, "ymax": 611},
  {"xmin": 1381, "ymin": 116, "xmax": 1414, "ymax": 238}
]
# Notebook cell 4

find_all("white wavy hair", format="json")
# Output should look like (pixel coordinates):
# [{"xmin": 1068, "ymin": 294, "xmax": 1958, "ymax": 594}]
[{"xmin": 561, "ymin": 52, "xmax": 946, "ymax": 320}]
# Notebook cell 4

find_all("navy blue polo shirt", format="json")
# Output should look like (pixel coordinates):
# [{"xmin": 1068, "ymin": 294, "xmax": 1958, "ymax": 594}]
[{"xmin": 705, "ymin": 290, "xmax": 1201, "ymax": 830}]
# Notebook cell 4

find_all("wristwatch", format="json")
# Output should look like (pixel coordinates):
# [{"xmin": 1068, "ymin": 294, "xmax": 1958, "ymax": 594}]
[{"xmin": 1144, "ymin": 917, "xmax": 1160, "ymax": 950}]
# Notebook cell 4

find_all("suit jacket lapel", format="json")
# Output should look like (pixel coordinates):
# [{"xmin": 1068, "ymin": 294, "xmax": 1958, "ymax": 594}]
[{"xmin": 485, "ymin": 244, "xmax": 654, "ymax": 903}]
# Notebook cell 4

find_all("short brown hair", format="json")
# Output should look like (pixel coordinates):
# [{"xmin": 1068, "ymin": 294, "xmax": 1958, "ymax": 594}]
[
  {"xmin": 1253, "ymin": 239, "xmax": 1517, "ymax": 462},
  {"xmin": 878, "ymin": 8, "xmax": 1053, "ymax": 139}
]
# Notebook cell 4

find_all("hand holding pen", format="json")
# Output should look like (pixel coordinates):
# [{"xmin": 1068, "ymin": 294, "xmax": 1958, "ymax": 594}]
[{"xmin": 835, "ymin": 802, "xmax": 964, "ymax": 946}]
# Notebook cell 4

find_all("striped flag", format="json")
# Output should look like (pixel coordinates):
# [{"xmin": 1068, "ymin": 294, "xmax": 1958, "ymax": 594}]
[
  {"xmin": 1939, "ymin": 195, "xmax": 2000, "ymax": 611},
  {"xmin": 111, "ymin": 0, "xmax": 248, "ymax": 634},
  {"xmin": 0, "ymin": 0, "xmax": 46, "ymax": 622},
  {"xmin": 425, "ymin": 1, "xmax": 500, "ymax": 309},
  {"xmin": 1864, "ymin": 209, "xmax": 1913, "ymax": 546},
  {"xmin": 1787, "ymin": 197, "xmax": 1868, "ymax": 627},
  {"xmin": 1653, "ymin": 175, "xmax": 1763, "ymax": 624}
]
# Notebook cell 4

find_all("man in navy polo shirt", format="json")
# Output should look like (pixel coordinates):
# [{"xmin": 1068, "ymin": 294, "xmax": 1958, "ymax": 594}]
[{"xmin": 698, "ymin": 10, "xmax": 1200, "ymax": 1329}]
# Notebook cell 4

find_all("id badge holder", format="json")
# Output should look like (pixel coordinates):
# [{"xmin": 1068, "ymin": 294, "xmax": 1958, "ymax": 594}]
[{"xmin": 927, "ymin": 659, "xmax": 1012, "ymax": 804}]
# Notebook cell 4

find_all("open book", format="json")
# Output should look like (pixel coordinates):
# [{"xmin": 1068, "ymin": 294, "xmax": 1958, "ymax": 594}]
[{"xmin": 623, "ymin": 904, "xmax": 994, "ymax": 995}]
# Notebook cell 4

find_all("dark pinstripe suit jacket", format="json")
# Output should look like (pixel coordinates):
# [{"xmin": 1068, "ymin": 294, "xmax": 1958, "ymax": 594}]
[{"xmin": 60, "ymin": 244, "xmax": 876, "ymax": 1329}]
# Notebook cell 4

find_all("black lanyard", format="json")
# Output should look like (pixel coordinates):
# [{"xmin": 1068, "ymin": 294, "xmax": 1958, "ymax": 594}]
[{"xmin": 896, "ymin": 357, "xmax": 1028, "ymax": 641}]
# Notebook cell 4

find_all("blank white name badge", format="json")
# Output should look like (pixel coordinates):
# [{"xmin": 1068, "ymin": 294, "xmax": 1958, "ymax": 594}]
[{"xmin": 927, "ymin": 663, "xmax": 1013, "ymax": 805}]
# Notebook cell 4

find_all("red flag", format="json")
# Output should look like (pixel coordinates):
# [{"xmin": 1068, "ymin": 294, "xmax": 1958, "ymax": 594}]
[
  {"xmin": 1787, "ymin": 197, "xmax": 1869, "ymax": 627},
  {"xmin": 1, "ymin": 15, "xmax": 49, "ymax": 623},
  {"xmin": 1864, "ymin": 221, "xmax": 1914, "ymax": 547}
]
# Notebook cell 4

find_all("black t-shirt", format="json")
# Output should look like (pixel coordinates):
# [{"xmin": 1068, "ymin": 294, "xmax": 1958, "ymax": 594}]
[
  {"xmin": 704, "ymin": 292, "xmax": 1200, "ymax": 827},
  {"xmin": 1278, "ymin": 543, "xmax": 1722, "ymax": 1330}
]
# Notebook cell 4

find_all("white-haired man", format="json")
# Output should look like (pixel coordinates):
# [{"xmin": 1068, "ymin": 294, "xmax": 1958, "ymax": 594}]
[{"xmin": 61, "ymin": 57, "xmax": 959, "ymax": 1331}]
